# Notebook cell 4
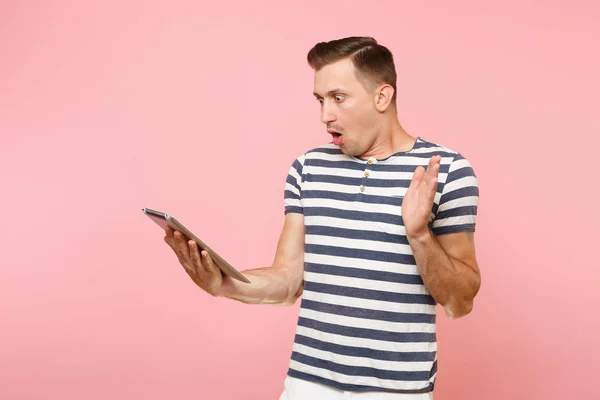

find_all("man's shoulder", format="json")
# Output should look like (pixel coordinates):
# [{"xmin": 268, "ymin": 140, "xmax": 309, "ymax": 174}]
[
  {"xmin": 415, "ymin": 137, "xmax": 478, "ymax": 181},
  {"xmin": 412, "ymin": 137, "xmax": 463, "ymax": 158}
]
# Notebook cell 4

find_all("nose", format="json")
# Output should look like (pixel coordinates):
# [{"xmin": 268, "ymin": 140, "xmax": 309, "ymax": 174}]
[{"xmin": 320, "ymin": 103, "xmax": 336, "ymax": 125}]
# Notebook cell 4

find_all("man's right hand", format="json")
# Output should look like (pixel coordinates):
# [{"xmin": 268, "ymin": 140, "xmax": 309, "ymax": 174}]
[
  {"xmin": 162, "ymin": 213, "xmax": 305, "ymax": 305},
  {"xmin": 163, "ymin": 226, "xmax": 223, "ymax": 296}
]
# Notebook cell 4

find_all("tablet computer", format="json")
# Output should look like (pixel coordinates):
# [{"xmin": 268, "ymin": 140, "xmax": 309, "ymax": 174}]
[{"xmin": 142, "ymin": 208, "xmax": 251, "ymax": 283}]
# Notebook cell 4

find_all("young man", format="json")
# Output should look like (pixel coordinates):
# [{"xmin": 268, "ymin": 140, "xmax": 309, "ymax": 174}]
[{"xmin": 164, "ymin": 36, "xmax": 481, "ymax": 399}]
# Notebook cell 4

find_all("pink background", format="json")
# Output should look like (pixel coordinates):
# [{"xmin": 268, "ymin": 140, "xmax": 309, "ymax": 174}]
[{"xmin": 1, "ymin": 1, "xmax": 598, "ymax": 399}]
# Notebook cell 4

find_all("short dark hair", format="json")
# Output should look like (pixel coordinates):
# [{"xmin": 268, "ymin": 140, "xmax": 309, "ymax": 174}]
[{"xmin": 307, "ymin": 36, "xmax": 398, "ymax": 103}]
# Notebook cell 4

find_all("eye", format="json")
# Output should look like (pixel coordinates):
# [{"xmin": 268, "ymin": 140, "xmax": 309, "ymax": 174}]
[{"xmin": 334, "ymin": 94, "xmax": 344, "ymax": 102}]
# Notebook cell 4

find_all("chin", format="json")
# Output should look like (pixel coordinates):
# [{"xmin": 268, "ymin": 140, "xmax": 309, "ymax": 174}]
[
  {"xmin": 339, "ymin": 147, "xmax": 351, "ymax": 156},
  {"xmin": 340, "ymin": 145, "xmax": 359, "ymax": 157},
  {"xmin": 335, "ymin": 142, "xmax": 350, "ymax": 155}
]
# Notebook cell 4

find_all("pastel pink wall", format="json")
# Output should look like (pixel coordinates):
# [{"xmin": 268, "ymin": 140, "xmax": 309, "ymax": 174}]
[{"xmin": 1, "ymin": 1, "xmax": 598, "ymax": 399}]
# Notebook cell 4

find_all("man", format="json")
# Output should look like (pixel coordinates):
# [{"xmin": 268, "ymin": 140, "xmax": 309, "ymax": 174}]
[{"xmin": 164, "ymin": 36, "xmax": 481, "ymax": 399}]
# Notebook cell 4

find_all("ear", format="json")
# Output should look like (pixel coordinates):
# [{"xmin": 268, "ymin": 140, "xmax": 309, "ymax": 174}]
[{"xmin": 374, "ymin": 84, "xmax": 395, "ymax": 112}]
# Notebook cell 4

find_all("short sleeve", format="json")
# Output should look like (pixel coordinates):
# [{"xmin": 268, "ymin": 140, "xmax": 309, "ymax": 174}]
[
  {"xmin": 431, "ymin": 153, "xmax": 479, "ymax": 235},
  {"xmin": 284, "ymin": 155, "xmax": 305, "ymax": 215}
]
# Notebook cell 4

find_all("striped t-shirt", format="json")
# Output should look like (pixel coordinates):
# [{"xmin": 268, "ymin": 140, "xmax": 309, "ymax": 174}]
[{"xmin": 283, "ymin": 137, "xmax": 479, "ymax": 393}]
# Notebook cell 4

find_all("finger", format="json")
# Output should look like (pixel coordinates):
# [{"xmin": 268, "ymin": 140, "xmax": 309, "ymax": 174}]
[
  {"xmin": 427, "ymin": 156, "xmax": 442, "ymax": 181},
  {"xmin": 408, "ymin": 166, "xmax": 425, "ymax": 192},
  {"xmin": 189, "ymin": 241, "xmax": 202, "ymax": 268},
  {"xmin": 427, "ymin": 155, "xmax": 442, "ymax": 175},
  {"xmin": 420, "ymin": 165, "xmax": 439, "ymax": 203},
  {"xmin": 424, "ymin": 156, "xmax": 435, "ymax": 176},
  {"xmin": 430, "ymin": 157, "xmax": 440, "ymax": 178},
  {"xmin": 200, "ymin": 250, "xmax": 220, "ymax": 275},
  {"xmin": 428, "ymin": 175, "xmax": 439, "ymax": 202},
  {"xmin": 174, "ymin": 231, "xmax": 190, "ymax": 259},
  {"xmin": 164, "ymin": 226, "xmax": 176, "ymax": 243}
]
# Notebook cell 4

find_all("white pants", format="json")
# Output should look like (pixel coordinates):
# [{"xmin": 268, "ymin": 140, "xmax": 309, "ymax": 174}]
[{"xmin": 278, "ymin": 376, "xmax": 434, "ymax": 400}]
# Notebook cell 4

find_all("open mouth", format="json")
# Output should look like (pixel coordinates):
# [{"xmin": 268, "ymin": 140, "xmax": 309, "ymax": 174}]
[{"xmin": 329, "ymin": 131, "xmax": 343, "ymax": 145}]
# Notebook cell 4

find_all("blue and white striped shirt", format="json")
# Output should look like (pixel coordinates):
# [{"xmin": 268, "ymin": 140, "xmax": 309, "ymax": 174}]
[{"xmin": 283, "ymin": 137, "xmax": 479, "ymax": 393}]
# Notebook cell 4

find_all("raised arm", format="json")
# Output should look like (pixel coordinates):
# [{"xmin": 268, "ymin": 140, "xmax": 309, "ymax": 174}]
[{"xmin": 402, "ymin": 154, "xmax": 481, "ymax": 319}]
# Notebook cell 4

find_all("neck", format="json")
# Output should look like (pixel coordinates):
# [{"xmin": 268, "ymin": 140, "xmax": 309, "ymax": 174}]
[{"xmin": 360, "ymin": 116, "xmax": 416, "ymax": 160}]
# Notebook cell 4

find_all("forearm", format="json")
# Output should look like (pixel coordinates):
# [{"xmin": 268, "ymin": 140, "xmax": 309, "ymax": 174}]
[
  {"xmin": 408, "ymin": 229, "xmax": 480, "ymax": 318},
  {"xmin": 217, "ymin": 266, "xmax": 303, "ymax": 306}
]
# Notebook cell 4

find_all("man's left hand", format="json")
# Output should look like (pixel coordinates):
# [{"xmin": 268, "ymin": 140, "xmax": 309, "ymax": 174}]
[{"xmin": 401, "ymin": 155, "xmax": 441, "ymax": 240}]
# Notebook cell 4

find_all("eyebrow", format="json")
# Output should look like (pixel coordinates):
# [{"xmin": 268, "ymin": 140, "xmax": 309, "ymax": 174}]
[{"xmin": 313, "ymin": 89, "xmax": 344, "ymax": 98}]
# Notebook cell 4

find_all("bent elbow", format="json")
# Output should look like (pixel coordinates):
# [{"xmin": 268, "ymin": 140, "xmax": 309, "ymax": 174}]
[
  {"xmin": 282, "ymin": 297, "xmax": 300, "ymax": 306},
  {"xmin": 282, "ymin": 281, "xmax": 304, "ymax": 306},
  {"xmin": 443, "ymin": 298, "xmax": 474, "ymax": 320}
]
